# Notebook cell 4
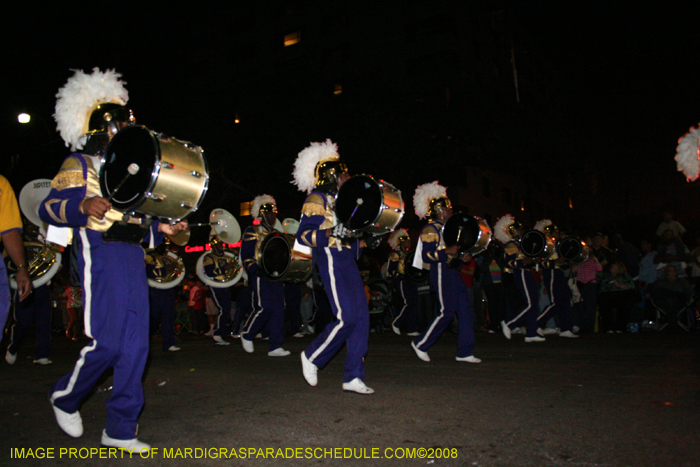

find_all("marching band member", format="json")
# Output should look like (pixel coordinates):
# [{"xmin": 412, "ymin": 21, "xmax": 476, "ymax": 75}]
[
  {"xmin": 495, "ymin": 215, "xmax": 545, "ymax": 342},
  {"xmin": 145, "ymin": 239, "xmax": 181, "ymax": 351},
  {"xmin": 39, "ymin": 69, "xmax": 187, "ymax": 452},
  {"xmin": 387, "ymin": 229, "xmax": 419, "ymax": 336},
  {"xmin": 409, "ymin": 182, "xmax": 480, "ymax": 363},
  {"xmin": 202, "ymin": 235, "xmax": 233, "ymax": 345},
  {"xmin": 534, "ymin": 220, "xmax": 579, "ymax": 338},
  {"xmin": 239, "ymin": 195, "xmax": 290, "ymax": 357},
  {"xmin": 0, "ymin": 174, "xmax": 31, "ymax": 334},
  {"xmin": 294, "ymin": 139, "xmax": 374, "ymax": 394}
]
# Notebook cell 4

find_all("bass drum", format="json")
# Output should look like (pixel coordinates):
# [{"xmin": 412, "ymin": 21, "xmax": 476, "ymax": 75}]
[
  {"xmin": 556, "ymin": 237, "xmax": 590, "ymax": 264},
  {"xmin": 403, "ymin": 249, "xmax": 429, "ymax": 284},
  {"xmin": 100, "ymin": 125, "xmax": 209, "ymax": 222},
  {"xmin": 257, "ymin": 232, "xmax": 312, "ymax": 283},
  {"xmin": 442, "ymin": 212, "xmax": 491, "ymax": 256},
  {"xmin": 520, "ymin": 230, "xmax": 554, "ymax": 259},
  {"xmin": 335, "ymin": 175, "xmax": 404, "ymax": 235}
]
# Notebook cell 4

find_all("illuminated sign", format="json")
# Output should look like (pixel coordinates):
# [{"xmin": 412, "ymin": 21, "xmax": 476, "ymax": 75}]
[{"xmin": 184, "ymin": 242, "xmax": 240, "ymax": 254}]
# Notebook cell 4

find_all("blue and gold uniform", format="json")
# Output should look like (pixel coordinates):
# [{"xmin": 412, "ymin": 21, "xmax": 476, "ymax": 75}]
[
  {"xmin": 388, "ymin": 249, "xmax": 419, "ymax": 335},
  {"xmin": 537, "ymin": 254, "xmax": 575, "ymax": 334},
  {"xmin": 145, "ymin": 251, "xmax": 178, "ymax": 351},
  {"xmin": 299, "ymin": 191, "xmax": 369, "ymax": 383},
  {"xmin": 39, "ymin": 153, "xmax": 163, "ymax": 441},
  {"xmin": 411, "ymin": 221, "xmax": 476, "ymax": 358},
  {"xmin": 203, "ymin": 249, "xmax": 232, "ymax": 341},
  {"xmin": 502, "ymin": 240, "xmax": 539, "ymax": 337},
  {"xmin": 240, "ymin": 220, "xmax": 286, "ymax": 353}
]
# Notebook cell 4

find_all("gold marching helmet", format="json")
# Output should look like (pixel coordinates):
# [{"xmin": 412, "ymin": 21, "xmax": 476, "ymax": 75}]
[
  {"xmin": 2, "ymin": 179, "xmax": 62, "ymax": 289},
  {"xmin": 413, "ymin": 181, "xmax": 451, "ymax": 220},
  {"xmin": 292, "ymin": 139, "xmax": 348, "ymax": 195},
  {"xmin": 195, "ymin": 209, "xmax": 244, "ymax": 288},
  {"xmin": 493, "ymin": 214, "xmax": 522, "ymax": 244}
]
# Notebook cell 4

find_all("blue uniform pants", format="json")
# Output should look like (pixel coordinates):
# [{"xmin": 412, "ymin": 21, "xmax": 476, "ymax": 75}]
[
  {"xmin": 241, "ymin": 273, "xmax": 285, "ymax": 351},
  {"xmin": 506, "ymin": 269, "xmax": 539, "ymax": 337},
  {"xmin": 50, "ymin": 231, "xmax": 149, "ymax": 441},
  {"xmin": 412, "ymin": 263, "xmax": 475, "ymax": 358},
  {"xmin": 8, "ymin": 284, "xmax": 52, "ymax": 360},
  {"xmin": 304, "ymin": 247, "xmax": 369, "ymax": 383},
  {"xmin": 392, "ymin": 278, "xmax": 419, "ymax": 333},
  {"xmin": 537, "ymin": 268, "xmax": 573, "ymax": 332},
  {"xmin": 210, "ymin": 286, "xmax": 231, "ymax": 339},
  {"xmin": 149, "ymin": 287, "xmax": 177, "ymax": 350}
]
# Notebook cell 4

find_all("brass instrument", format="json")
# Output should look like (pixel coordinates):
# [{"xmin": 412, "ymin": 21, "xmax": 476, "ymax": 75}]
[
  {"xmin": 195, "ymin": 209, "xmax": 244, "ymax": 288},
  {"xmin": 146, "ymin": 249, "xmax": 186, "ymax": 289},
  {"xmin": 3, "ymin": 179, "xmax": 63, "ymax": 289}
]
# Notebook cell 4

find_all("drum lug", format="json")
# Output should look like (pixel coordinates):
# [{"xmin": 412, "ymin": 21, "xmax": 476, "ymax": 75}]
[
  {"xmin": 161, "ymin": 161, "xmax": 175, "ymax": 169},
  {"xmin": 147, "ymin": 193, "xmax": 164, "ymax": 202},
  {"xmin": 180, "ymin": 202, "xmax": 193, "ymax": 209},
  {"xmin": 190, "ymin": 170, "xmax": 203, "ymax": 178}
]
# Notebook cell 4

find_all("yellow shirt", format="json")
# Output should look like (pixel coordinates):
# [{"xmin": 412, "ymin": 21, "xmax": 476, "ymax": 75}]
[{"xmin": 0, "ymin": 175, "xmax": 22, "ymax": 242}]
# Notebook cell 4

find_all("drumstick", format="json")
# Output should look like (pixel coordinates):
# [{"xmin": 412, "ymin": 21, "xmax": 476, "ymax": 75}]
[
  {"xmin": 346, "ymin": 198, "xmax": 364, "ymax": 224},
  {"xmin": 107, "ymin": 163, "xmax": 140, "ymax": 203},
  {"xmin": 188, "ymin": 221, "xmax": 221, "ymax": 228}
]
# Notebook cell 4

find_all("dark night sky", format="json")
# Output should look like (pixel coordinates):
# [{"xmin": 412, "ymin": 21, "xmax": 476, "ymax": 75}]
[{"xmin": 4, "ymin": 3, "xmax": 700, "ymax": 237}]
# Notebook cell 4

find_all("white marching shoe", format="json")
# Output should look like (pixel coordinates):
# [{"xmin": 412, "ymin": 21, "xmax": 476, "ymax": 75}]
[
  {"xmin": 101, "ymin": 430, "xmax": 151, "ymax": 454},
  {"xmin": 213, "ymin": 335, "xmax": 230, "ymax": 346},
  {"xmin": 52, "ymin": 403, "xmax": 83, "ymax": 438},
  {"xmin": 6, "ymin": 350, "xmax": 17, "ymax": 365},
  {"xmin": 342, "ymin": 378, "xmax": 374, "ymax": 395},
  {"xmin": 455, "ymin": 355, "xmax": 481, "ymax": 363},
  {"xmin": 559, "ymin": 330, "xmax": 579, "ymax": 338},
  {"xmin": 392, "ymin": 324, "xmax": 401, "ymax": 335},
  {"xmin": 500, "ymin": 321, "xmax": 511, "ymax": 340},
  {"xmin": 268, "ymin": 348, "xmax": 291, "ymax": 357},
  {"xmin": 411, "ymin": 341, "xmax": 430, "ymax": 362},
  {"xmin": 524, "ymin": 336, "xmax": 546, "ymax": 343},
  {"xmin": 241, "ymin": 337, "xmax": 254, "ymax": 353},
  {"xmin": 300, "ymin": 352, "xmax": 318, "ymax": 386}
]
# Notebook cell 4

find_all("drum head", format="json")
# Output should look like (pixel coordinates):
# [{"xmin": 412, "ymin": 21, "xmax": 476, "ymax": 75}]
[
  {"xmin": 405, "ymin": 249, "xmax": 429, "ymax": 283},
  {"xmin": 443, "ymin": 212, "xmax": 480, "ymax": 250},
  {"xmin": 557, "ymin": 237, "xmax": 583, "ymax": 261},
  {"xmin": 101, "ymin": 125, "xmax": 157, "ymax": 211},
  {"xmin": 335, "ymin": 175, "xmax": 382, "ymax": 231},
  {"xmin": 260, "ymin": 233, "xmax": 291, "ymax": 279},
  {"xmin": 520, "ymin": 230, "xmax": 547, "ymax": 258}
]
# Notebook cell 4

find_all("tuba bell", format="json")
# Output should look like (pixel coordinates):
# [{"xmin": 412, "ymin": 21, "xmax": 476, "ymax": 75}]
[
  {"xmin": 145, "ymin": 238, "xmax": 186, "ymax": 289},
  {"xmin": 195, "ymin": 209, "xmax": 244, "ymax": 288},
  {"xmin": 3, "ymin": 179, "xmax": 62, "ymax": 289}
]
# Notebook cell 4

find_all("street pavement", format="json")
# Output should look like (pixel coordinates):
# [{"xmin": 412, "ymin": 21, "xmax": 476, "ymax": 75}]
[{"xmin": 1, "ymin": 328, "xmax": 698, "ymax": 466}]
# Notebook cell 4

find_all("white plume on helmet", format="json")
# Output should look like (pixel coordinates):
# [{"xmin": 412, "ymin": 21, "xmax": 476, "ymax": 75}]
[
  {"xmin": 534, "ymin": 219, "xmax": 552, "ymax": 232},
  {"xmin": 251, "ymin": 194, "xmax": 276, "ymax": 218},
  {"xmin": 675, "ymin": 126, "xmax": 700, "ymax": 181},
  {"xmin": 388, "ymin": 229, "xmax": 409, "ymax": 250},
  {"xmin": 54, "ymin": 68, "xmax": 129, "ymax": 151},
  {"xmin": 494, "ymin": 214, "xmax": 516, "ymax": 244},
  {"xmin": 292, "ymin": 139, "xmax": 340, "ymax": 194},
  {"xmin": 413, "ymin": 181, "xmax": 447, "ymax": 220}
]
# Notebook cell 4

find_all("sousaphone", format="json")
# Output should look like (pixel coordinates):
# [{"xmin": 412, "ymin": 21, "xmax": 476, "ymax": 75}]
[{"xmin": 195, "ymin": 209, "xmax": 244, "ymax": 287}]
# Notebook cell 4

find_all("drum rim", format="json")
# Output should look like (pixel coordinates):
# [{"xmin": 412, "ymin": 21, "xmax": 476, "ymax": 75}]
[
  {"xmin": 443, "ymin": 212, "xmax": 481, "ymax": 248},
  {"xmin": 260, "ymin": 232, "xmax": 292, "ymax": 279},
  {"xmin": 520, "ymin": 229, "xmax": 547, "ymax": 257},
  {"xmin": 99, "ymin": 124, "xmax": 161, "ymax": 213},
  {"xmin": 336, "ymin": 174, "xmax": 382, "ymax": 229},
  {"xmin": 557, "ymin": 236, "xmax": 583, "ymax": 260}
]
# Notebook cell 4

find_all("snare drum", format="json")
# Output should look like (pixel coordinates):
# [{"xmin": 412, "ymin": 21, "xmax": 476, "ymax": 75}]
[
  {"xmin": 100, "ymin": 125, "xmax": 209, "ymax": 222},
  {"xmin": 442, "ymin": 213, "xmax": 492, "ymax": 256},
  {"xmin": 257, "ymin": 232, "xmax": 312, "ymax": 283},
  {"xmin": 335, "ymin": 175, "xmax": 404, "ymax": 235},
  {"xmin": 556, "ymin": 237, "xmax": 589, "ymax": 264},
  {"xmin": 520, "ymin": 230, "xmax": 555, "ymax": 259}
]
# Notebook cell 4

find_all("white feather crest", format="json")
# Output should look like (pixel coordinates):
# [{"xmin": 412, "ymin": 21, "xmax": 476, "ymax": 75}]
[
  {"xmin": 494, "ymin": 214, "xmax": 515, "ymax": 244},
  {"xmin": 292, "ymin": 139, "xmax": 340, "ymax": 194},
  {"xmin": 675, "ymin": 126, "xmax": 700, "ymax": 181},
  {"xmin": 413, "ymin": 181, "xmax": 447, "ymax": 219},
  {"xmin": 54, "ymin": 68, "xmax": 129, "ymax": 151},
  {"xmin": 251, "ymin": 194, "xmax": 276, "ymax": 218},
  {"xmin": 534, "ymin": 219, "xmax": 552, "ymax": 232},
  {"xmin": 388, "ymin": 229, "xmax": 409, "ymax": 250}
]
